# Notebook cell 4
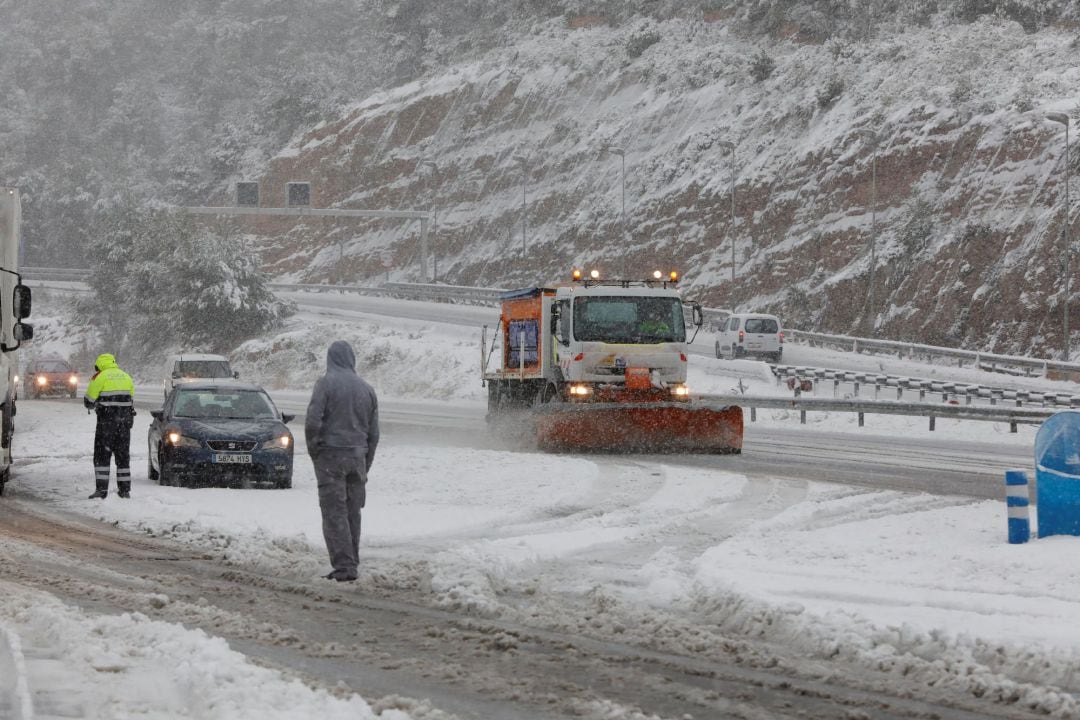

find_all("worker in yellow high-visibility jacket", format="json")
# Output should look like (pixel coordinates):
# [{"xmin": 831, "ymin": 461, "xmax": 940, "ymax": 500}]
[{"xmin": 83, "ymin": 353, "xmax": 135, "ymax": 499}]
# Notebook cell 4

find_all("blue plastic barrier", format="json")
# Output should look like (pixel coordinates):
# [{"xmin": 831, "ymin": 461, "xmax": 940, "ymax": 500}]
[
  {"xmin": 1004, "ymin": 469, "xmax": 1031, "ymax": 543},
  {"xmin": 1034, "ymin": 410, "xmax": 1080, "ymax": 537}
]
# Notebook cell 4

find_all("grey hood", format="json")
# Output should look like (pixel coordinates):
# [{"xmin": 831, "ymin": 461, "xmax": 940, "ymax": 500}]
[{"xmin": 327, "ymin": 340, "xmax": 356, "ymax": 373}]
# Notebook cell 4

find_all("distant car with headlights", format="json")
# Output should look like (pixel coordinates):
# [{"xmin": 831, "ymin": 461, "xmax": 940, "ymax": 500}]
[
  {"xmin": 24, "ymin": 356, "xmax": 79, "ymax": 398},
  {"xmin": 148, "ymin": 380, "xmax": 295, "ymax": 489}
]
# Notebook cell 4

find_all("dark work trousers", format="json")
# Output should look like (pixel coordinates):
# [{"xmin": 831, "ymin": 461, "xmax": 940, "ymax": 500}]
[
  {"xmin": 94, "ymin": 417, "xmax": 131, "ymax": 495},
  {"xmin": 313, "ymin": 449, "xmax": 368, "ymax": 579}
]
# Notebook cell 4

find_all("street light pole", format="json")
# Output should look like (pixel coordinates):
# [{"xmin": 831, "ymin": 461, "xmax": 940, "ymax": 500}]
[
  {"xmin": 513, "ymin": 155, "xmax": 528, "ymax": 254},
  {"xmin": 859, "ymin": 129, "xmax": 879, "ymax": 336},
  {"xmin": 421, "ymin": 160, "xmax": 438, "ymax": 281},
  {"xmin": 1047, "ymin": 112, "xmax": 1072, "ymax": 360},
  {"xmin": 608, "ymin": 147, "xmax": 627, "ymax": 278},
  {"xmin": 717, "ymin": 141, "xmax": 736, "ymax": 286}
]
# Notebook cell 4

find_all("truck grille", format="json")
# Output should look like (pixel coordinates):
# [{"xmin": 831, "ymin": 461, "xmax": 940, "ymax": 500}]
[{"xmin": 208, "ymin": 440, "xmax": 257, "ymax": 452}]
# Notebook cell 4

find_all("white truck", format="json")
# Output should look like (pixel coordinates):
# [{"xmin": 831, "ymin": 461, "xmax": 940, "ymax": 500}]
[
  {"xmin": 481, "ymin": 270, "xmax": 742, "ymax": 453},
  {"xmin": 0, "ymin": 188, "xmax": 35, "ymax": 493}
]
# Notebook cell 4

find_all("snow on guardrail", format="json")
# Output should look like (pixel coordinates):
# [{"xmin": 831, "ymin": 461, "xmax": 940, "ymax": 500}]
[
  {"xmin": 699, "ymin": 392, "xmax": 1055, "ymax": 433},
  {"xmin": 770, "ymin": 364, "xmax": 1080, "ymax": 409}
]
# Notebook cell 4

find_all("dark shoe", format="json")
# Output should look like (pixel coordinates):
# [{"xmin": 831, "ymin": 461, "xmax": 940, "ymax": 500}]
[
  {"xmin": 324, "ymin": 571, "xmax": 358, "ymax": 582},
  {"xmin": 118, "ymin": 491, "xmax": 130, "ymax": 499},
  {"xmin": 88, "ymin": 490, "xmax": 107, "ymax": 500}
]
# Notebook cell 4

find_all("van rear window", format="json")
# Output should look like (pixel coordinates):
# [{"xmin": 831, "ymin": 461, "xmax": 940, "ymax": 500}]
[{"xmin": 744, "ymin": 318, "xmax": 779, "ymax": 334}]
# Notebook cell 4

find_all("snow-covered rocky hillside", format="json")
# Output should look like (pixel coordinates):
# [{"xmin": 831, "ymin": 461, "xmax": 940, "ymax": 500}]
[{"xmin": 245, "ymin": 6, "xmax": 1080, "ymax": 357}]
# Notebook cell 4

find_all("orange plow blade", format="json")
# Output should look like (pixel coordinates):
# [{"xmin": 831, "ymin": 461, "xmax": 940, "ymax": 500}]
[{"xmin": 535, "ymin": 402, "xmax": 743, "ymax": 454}]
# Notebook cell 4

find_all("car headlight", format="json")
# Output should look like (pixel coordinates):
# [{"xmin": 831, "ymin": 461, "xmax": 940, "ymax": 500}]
[
  {"xmin": 260, "ymin": 434, "xmax": 292, "ymax": 450},
  {"xmin": 36, "ymin": 376, "xmax": 47, "ymax": 385},
  {"xmin": 68, "ymin": 375, "xmax": 78, "ymax": 385},
  {"xmin": 166, "ymin": 431, "xmax": 201, "ymax": 449}
]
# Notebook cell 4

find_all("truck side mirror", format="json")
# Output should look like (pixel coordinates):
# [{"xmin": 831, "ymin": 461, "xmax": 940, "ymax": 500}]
[
  {"xmin": 692, "ymin": 304, "xmax": 704, "ymax": 327},
  {"xmin": 13, "ymin": 323, "xmax": 32, "ymax": 342},
  {"xmin": 13, "ymin": 284, "xmax": 30, "ymax": 320}
]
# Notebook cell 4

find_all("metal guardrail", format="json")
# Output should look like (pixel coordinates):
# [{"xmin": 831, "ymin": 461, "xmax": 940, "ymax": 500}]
[
  {"xmin": 771, "ymin": 364, "xmax": 1080, "ymax": 409},
  {"xmin": 782, "ymin": 329, "xmax": 1080, "ymax": 377},
  {"xmin": 699, "ymin": 392, "xmax": 1056, "ymax": 432}
]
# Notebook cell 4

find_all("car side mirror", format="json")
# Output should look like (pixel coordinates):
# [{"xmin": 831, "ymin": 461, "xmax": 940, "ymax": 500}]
[
  {"xmin": 233, "ymin": 371, "xmax": 240, "ymax": 379},
  {"xmin": 281, "ymin": 413, "xmax": 295, "ymax": 424},
  {"xmin": 150, "ymin": 410, "xmax": 164, "ymax": 422},
  {"xmin": 692, "ymin": 304, "xmax": 704, "ymax": 327},
  {"xmin": 171, "ymin": 371, "xmax": 181, "ymax": 379}
]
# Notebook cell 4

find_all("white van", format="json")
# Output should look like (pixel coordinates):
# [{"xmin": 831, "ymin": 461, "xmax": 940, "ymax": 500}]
[
  {"xmin": 163, "ymin": 353, "xmax": 238, "ymax": 398},
  {"xmin": 714, "ymin": 313, "xmax": 784, "ymax": 363}
]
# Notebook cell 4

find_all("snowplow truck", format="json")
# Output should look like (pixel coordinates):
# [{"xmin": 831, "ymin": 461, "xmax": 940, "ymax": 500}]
[{"xmin": 482, "ymin": 272, "xmax": 742, "ymax": 453}]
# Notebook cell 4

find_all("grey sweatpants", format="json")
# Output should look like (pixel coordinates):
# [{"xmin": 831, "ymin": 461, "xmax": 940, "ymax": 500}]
[{"xmin": 312, "ymin": 449, "xmax": 368, "ymax": 578}]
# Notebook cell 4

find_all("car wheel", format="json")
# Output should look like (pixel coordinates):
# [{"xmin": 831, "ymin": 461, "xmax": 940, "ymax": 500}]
[
  {"xmin": 276, "ymin": 476, "xmax": 292, "ymax": 490},
  {"xmin": 147, "ymin": 442, "xmax": 159, "ymax": 481},
  {"xmin": 157, "ymin": 450, "xmax": 175, "ymax": 487}
]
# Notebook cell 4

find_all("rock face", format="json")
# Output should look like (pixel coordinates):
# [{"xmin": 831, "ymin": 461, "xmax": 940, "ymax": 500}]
[{"xmin": 245, "ymin": 12, "xmax": 1080, "ymax": 358}]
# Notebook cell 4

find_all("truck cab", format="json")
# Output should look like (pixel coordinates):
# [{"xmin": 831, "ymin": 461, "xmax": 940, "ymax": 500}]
[{"xmin": 483, "ymin": 271, "xmax": 702, "ymax": 409}]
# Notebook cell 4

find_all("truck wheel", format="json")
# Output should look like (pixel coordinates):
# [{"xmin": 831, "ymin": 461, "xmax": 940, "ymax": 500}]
[
  {"xmin": 537, "ymin": 383, "xmax": 560, "ymax": 405},
  {"xmin": 1, "ymin": 397, "xmax": 13, "ymax": 450}
]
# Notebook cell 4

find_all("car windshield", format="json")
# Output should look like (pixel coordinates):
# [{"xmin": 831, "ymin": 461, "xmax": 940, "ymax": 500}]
[
  {"xmin": 573, "ymin": 296, "xmax": 686, "ymax": 343},
  {"xmin": 744, "ymin": 318, "xmax": 779, "ymax": 334},
  {"xmin": 34, "ymin": 361, "xmax": 72, "ymax": 373},
  {"xmin": 177, "ymin": 360, "xmax": 232, "ymax": 378},
  {"xmin": 173, "ymin": 389, "xmax": 278, "ymax": 419}
]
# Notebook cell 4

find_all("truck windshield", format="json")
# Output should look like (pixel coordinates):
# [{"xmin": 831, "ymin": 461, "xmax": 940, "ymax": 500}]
[{"xmin": 573, "ymin": 296, "xmax": 686, "ymax": 343}]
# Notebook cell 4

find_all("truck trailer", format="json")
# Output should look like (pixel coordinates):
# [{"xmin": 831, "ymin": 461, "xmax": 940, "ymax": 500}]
[
  {"xmin": 0, "ymin": 188, "xmax": 35, "ymax": 493},
  {"xmin": 482, "ymin": 270, "xmax": 742, "ymax": 453}
]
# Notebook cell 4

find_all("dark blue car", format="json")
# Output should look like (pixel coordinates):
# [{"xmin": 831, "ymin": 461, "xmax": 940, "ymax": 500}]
[{"xmin": 148, "ymin": 380, "xmax": 295, "ymax": 489}]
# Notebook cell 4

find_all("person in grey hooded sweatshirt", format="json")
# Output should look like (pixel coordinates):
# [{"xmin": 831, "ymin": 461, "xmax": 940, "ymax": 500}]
[{"xmin": 305, "ymin": 340, "xmax": 380, "ymax": 582}]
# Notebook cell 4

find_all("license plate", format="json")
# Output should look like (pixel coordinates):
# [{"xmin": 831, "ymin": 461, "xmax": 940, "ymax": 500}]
[
  {"xmin": 748, "ymin": 342, "xmax": 762, "ymax": 349},
  {"xmin": 213, "ymin": 453, "xmax": 252, "ymax": 464}
]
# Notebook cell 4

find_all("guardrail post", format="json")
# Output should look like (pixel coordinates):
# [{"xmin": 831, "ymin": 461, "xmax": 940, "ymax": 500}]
[
  {"xmin": 751, "ymin": 406, "xmax": 757, "ymax": 422},
  {"xmin": 858, "ymin": 411, "xmax": 864, "ymax": 427},
  {"xmin": 1005, "ymin": 470, "xmax": 1031, "ymax": 544},
  {"xmin": 896, "ymin": 386, "xmax": 902, "ymax": 400},
  {"xmin": 1010, "ymin": 421, "xmax": 1018, "ymax": 433},
  {"xmin": 929, "ymin": 415, "xmax": 936, "ymax": 431},
  {"xmin": 852, "ymin": 338, "xmax": 859, "ymax": 353},
  {"xmin": 800, "ymin": 409, "xmax": 806, "ymax": 424},
  {"xmin": 833, "ymin": 379, "xmax": 839, "ymax": 397},
  {"xmin": 853, "ymin": 381, "xmax": 860, "ymax": 397}
]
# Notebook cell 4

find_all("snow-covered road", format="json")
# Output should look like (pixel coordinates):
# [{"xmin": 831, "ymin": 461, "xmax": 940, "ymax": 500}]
[{"xmin": 7, "ymin": 288, "xmax": 1080, "ymax": 718}]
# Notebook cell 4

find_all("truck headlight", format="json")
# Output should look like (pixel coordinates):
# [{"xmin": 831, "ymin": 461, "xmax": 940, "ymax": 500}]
[
  {"xmin": 166, "ymin": 431, "xmax": 200, "ymax": 449},
  {"xmin": 260, "ymin": 435, "xmax": 292, "ymax": 450},
  {"xmin": 568, "ymin": 384, "xmax": 593, "ymax": 396},
  {"xmin": 36, "ymin": 376, "xmax": 47, "ymax": 386},
  {"xmin": 671, "ymin": 384, "xmax": 690, "ymax": 398}
]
